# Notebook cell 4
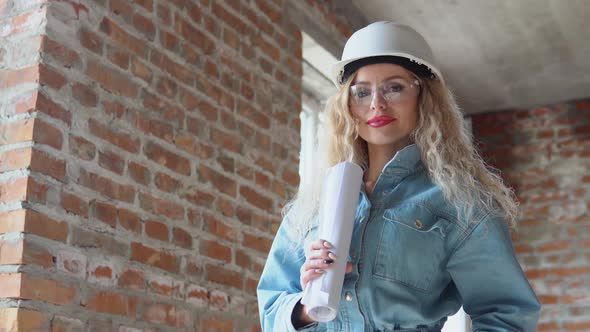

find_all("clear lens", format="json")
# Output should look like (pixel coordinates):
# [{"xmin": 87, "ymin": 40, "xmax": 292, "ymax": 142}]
[{"xmin": 350, "ymin": 78, "xmax": 420, "ymax": 106}]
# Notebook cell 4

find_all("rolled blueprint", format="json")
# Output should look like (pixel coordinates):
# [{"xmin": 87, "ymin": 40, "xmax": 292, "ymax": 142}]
[{"xmin": 301, "ymin": 162, "xmax": 363, "ymax": 322}]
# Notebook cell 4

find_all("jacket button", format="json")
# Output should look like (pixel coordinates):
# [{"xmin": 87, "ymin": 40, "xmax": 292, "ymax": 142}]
[
  {"xmin": 415, "ymin": 219, "xmax": 423, "ymax": 228},
  {"xmin": 345, "ymin": 292, "xmax": 353, "ymax": 302}
]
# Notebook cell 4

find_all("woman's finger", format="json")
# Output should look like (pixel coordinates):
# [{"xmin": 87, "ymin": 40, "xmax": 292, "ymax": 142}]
[{"xmin": 301, "ymin": 268, "xmax": 325, "ymax": 289}]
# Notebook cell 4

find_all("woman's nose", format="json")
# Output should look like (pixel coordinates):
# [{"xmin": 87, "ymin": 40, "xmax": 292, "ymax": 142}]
[{"xmin": 370, "ymin": 90, "xmax": 387, "ymax": 110}]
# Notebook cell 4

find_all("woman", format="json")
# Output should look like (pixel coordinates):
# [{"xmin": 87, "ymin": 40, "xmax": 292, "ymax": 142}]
[{"xmin": 257, "ymin": 21, "xmax": 540, "ymax": 331}]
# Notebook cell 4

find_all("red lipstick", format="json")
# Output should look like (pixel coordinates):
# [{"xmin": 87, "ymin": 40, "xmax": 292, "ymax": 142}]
[{"xmin": 367, "ymin": 115, "xmax": 396, "ymax": 128}]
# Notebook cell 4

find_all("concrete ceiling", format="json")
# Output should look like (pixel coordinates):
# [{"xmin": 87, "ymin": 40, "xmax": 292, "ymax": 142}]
[{"xmin": 304, "ymin": 0, "xmax": 590, "ymax": 114}]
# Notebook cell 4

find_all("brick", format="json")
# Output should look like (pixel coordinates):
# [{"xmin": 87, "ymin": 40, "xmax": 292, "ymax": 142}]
[
  {"xmin": 91, "ymin": 200, "xmax": 118, "ymax": 228},
  {"xmin": 0, "ymin": 308, "xmax": 47, "ymax": 331},
  {"xmin": 131, "ymin": 57, "xmax": 152, "ymax": 83},
  {"xmin": 129, "ymin": 110, "xmax": 174, "ymax": 143},
  {"xmin": 215, "ymin": 197, "xmax": 235, "ymax": 217},
  {"xmin": 33, "ymin": 118, "xmax": 63, "ymax": 150},
  {"xmin": 186, "ymin": 283, "xmax": 207, "ymax": 307},
  {"xmin": 2, "ymin": 89, "xmax": 36, "ymax": 116},
  {"xmin": 243, "ymin": 232, "xmax": 272, "ymax": 253},
  {"xmin": 71, "ymin": 226, "xmax": 128, "ymax": 257},
  {"xmin": 30, "ymin": 148, "xmax": 66, "ymax": 181},
  {"xmin": 99, "ymin": 17, "xmax": 148, "ymax": 57},
  {"xmin": 282, "ymin": 167, "xmax": 299, "ymax": 187},
  {"xmin": 145, "ymin": 220, "xmax": 169, "ymax": 241},
  {"xmin": 20, "ymin": 274, "xmax": 77, "ymax": 305},
  {"xmin": 202, "ymin": 213, "xmax": 238, "ymax": 241},
  {"xmin": 51, "ymin": 315, "xmax": 84, "ymax": 332},
  {"xmin": 199, "ymin": 315, "xmax": 234, "ymax": 332},
  {"xmin": 159, "ymin": 30, "xmax": 179, "ymax": 51},
  {"xmin": 24, "ymin": 209, "xmax": 68, "ymax": 243},
  {"xmin": 98, "ymin": 148, "xmax": 125, "ymax": 175},
  {"xmin": 0, "ymin": 239, "xmax": 24, "ymax": 265},
  {"xmin": 172, "ymin": 227, "xmax": 192, "ymax": 249},
  {"xmin": 235, "ymin": 249, "xmax": 251, "ymax": 270},
  {"xmin": 130, "ymin": 242, "xmax": 179, "ymax": 273},
  {"xmin": 146, "ymin": 274, "xmax": 179, "ymax": 297},
  {"xmin": 198, "ymin": 165, "xmax": 237, "ymax": 197},
  {"xmin": 25, "ymin": 176, "xmax": 49, "ymax": 203},
  {"xmin": 86, "ymin": 59, "xmax": 139, "ymax": 98},
  {"xmin": 212, "ymin": 2, "xmax": 247, "ymax": 32},
  {"xmin": 100, "ymin": 99, "xmax": 125, "ymax": 118},
  {"xmin": 132, "ymin": 13, "xmax": 156, "ymax": 40},
  {"xmin": 155, "ymin": 75, "xmax": 178, "ymax": 99},
  {"xmin": 36, "ymin": 91, "xmax": 72, "ymax": 125},
  {"xmin": 208, "ymin": 289, "xmax": 229, "ymax": 311},
  {"xmin": 142, "ymin": 302, "xmax": 190, "ymax": 328},
  {"xmin": 205, "ymin": 264, "xmax": 241, "ymax": 289},
  {"xmin": 69, "ymin": 134, "xmax": 96, "ymax": 160},
  {"xmin": 174, "ymin": 14, "xmax": 215, "ymax": 54},
  {"xmin": 0, "ymin": 65, "xmax": 38, "ymax": 89},
  {"xmin": 39, "ymin": 64, "xmax": 67, "ymax": 89},
  {"xmin": 181, "ymin": 186, "xmax": 216, "ymax": 207},
  {"xmin": 0, "ymin": 118, "xmax": 34, "ymax": 144},
  {"xmin": 85, "ymin": 290, "xmax": 137, "ymax": 317},
  {"xmin": 109, "ymin": 0, "xmax": 133, "ymax": 18},
  {"xmin": 78, "ymin": 168, "xmax": 135, "ymax": 203},
  {"xmin": 210, "ymin": 128, "xmax": 243, "ymax": 153},
  {"xmin": 88, "ymin": 263, "xmax": 113, "ymax": 283},
  {"xmin": 40, "ymin": 36, "xmax": 81, "ymax": 68},
  {"xmin": 143, "ymin": 141, "xmax": 191, "ymax": 175},
  {"xmin": 60, "ymin": 190, "xmax": 89, "ymax": 217},
  {"xmin": 0, "ymin": 147, "xmax": 32, "ymax": 172},
  {"xmin": 128, "ymin": 161, "xmax": 151, "ymax": 186},
  {"xmin": 118, "ymin": 208, "xmax": 142, "ymax": 234},
  {"xmin": 157, "ymin": 4, "xmax": 172, "ymax": 26},
  {"xmin": 56, "ymin": 250, "xmax": 87, "ymax": 277},
  {"xmin": 79, "ymin": 27, "xmax": 103, "ymax": 54},
  {"xmin": 150, "ymin": 49, "xmax": 194, "ymax": 85},
  {"xmin": 118, "ymin": 268, "xmax": 145, "ymax": 290},
  {"xmin": 239, "ymin": 185, "xmax": 273, "ymax": 210},
  {"xmin": 22, "ymin": 237, "xmax": 53, "ymax": 268},
  {"xmin": 200, "ymin": 239, "xmax": 231, "ymax": 263},
  {"xmin": 154, "ymin": 172, "xmax": 181, "ymax": 193},
  {"xmin": 72, "ymin": 82, "xmax": 98, "ymax": 107},
  {"xmin": 138, "ymin": 191, "xmax": 184, "ymax": 220}
]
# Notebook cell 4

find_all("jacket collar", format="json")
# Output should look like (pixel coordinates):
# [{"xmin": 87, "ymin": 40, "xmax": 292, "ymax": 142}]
[{"xmin": 379, "ymin": 143, "xmax": 423, "ymax": 178}]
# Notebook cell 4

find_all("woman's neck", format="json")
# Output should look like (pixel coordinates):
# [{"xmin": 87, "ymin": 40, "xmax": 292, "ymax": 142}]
[{"xmin": 364, "ymin": 139, "xmax": 412, "ymax": 189}]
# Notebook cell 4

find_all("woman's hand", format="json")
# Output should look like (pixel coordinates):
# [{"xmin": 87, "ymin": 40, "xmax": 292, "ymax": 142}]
[
  {"xmin": 293, "ymin": 239, "xmax": 354, "ymax": 328},
  {"xmin": 300, "ymin": 239, "xmax": 354, "ymax": 290},
  {"xmin": 300, "ymin": 239, "xmax": 336, "ymax": 290}
]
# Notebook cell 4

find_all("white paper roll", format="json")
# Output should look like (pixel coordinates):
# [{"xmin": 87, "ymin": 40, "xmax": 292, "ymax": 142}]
[{"xmin": 301, "ymin": 162, "xmax": 363, "ymax": 322}]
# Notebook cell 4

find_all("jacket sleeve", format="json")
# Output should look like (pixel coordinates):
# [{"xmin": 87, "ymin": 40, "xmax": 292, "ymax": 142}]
[
  {"xmin": 257, "ymin": 218, "xmax": 321, "ymax": 332},
  {"xmin": 446, "ymin": 213, "xmax": 541, "ymax": 331}
]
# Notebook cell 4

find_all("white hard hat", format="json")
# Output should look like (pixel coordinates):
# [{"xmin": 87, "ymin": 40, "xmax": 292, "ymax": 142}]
[{"xmin": 330, "ymin": 21, "xmax": 443, "ymax": 86}]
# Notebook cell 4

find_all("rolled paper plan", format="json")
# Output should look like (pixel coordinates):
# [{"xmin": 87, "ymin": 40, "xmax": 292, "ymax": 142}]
[{"xmin": 301, "ymin": 162, "xmax": 363, "ymax": 322}]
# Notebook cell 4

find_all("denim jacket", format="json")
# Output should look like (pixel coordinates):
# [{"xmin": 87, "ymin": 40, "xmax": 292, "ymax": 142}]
[{"xmin": 257, "ymin": 144, "xmax": 541, "ymax": 331}]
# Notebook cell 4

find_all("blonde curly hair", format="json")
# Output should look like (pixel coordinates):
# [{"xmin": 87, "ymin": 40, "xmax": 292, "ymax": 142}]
[{"xmin": 284, "ymin": 73, "xmax": 518, "ymax": 241}]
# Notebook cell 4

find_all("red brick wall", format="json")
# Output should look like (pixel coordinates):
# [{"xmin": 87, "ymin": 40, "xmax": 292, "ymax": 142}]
[
  {"xmin": 0, "ymin": 0, "xmax": 352, "ymax": 330},
  {"xmin": 470, "ymin": 100, "xmax": 590, "ymax": 331}
]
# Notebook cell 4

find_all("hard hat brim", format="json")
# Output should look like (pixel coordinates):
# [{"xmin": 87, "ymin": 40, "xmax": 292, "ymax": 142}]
[{"xmin": 330, "ymin": 52, "xmax": 444, "ymax": 87}]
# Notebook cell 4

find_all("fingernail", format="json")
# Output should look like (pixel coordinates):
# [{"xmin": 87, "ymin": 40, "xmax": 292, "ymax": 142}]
[
  {"xmin": 314, "ymin": 269, "xmax": 325, "ymax": 274},
  {"xmin": 328, "ymin": 252, "xmax": 337, "ymax": 260},
  {"xmin": 323, "ymin": 241, "xmax": 333, "ymax": 249},
  {"xmin": 323, "ymin": 259, "xmax": 334, "ymax": 264}
]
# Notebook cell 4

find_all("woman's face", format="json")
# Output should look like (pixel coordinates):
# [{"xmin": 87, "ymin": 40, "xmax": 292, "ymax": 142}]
[{"xmin": 349, "ymin": 63, "xmax": 420, "ymax": 151}]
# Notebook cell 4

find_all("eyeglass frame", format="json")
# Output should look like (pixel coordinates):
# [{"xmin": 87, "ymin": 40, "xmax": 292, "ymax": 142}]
[{"xmin": 348, "ymin": 76, "xmax": 422, "ymax": 107}]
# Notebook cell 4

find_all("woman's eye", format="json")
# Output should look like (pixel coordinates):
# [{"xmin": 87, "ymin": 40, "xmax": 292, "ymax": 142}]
[
  {"xmin": 353, "ymin": 89, "xmax": 371, "ymax": 98},
  {"xmin": 384, "ymin": 84, "xmax": 404, "ymax": 93}
]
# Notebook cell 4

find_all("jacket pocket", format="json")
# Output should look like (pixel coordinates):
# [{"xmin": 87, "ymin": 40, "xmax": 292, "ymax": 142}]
[{"xmin": 372, "ymin": 204, "xmax": 450, "ymax": 292}]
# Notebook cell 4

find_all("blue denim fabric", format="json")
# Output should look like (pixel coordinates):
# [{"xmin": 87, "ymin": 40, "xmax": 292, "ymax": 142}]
[{"xmin": 257, "ymin": 144, "xmax": 540, "ymax": 332}]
